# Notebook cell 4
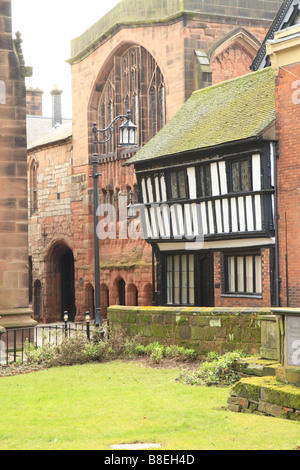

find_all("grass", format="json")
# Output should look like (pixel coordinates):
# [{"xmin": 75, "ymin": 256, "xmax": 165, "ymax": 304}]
[{"xmin": 0, "ymin": 360, "xmax": 299, "ymax": 450}]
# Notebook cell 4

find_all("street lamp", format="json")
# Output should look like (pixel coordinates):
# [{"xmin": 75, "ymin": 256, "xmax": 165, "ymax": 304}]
[
  {"xmin": 91, "ymin": 110, "xmax": 138, "ymax": 327},
  {"xmin": 127, "ymin": 190, "xmax": 137, "ymax": 220}
]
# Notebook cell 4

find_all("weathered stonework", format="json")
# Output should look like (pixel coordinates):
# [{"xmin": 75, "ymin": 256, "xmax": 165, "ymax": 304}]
[
  {"xmin": 229, "ymin": 376, "xmax": 300, "ymax": 421},
  {"xmin": 107, "ymin": 306, "xmax": 273, "ymax": 357},
  {"xmin": 0, "ymin": 1, "xmax": 34, "ymax": 327}
]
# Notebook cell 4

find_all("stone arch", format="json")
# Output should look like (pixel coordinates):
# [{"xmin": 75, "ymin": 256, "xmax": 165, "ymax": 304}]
[
  {"xmin": 126, "ymin": 283, "xmax": 138, "ymax": 306},
  {"xmin": 44, "ymin": 239, "xmax": 76, "ymax": 322},
  {"xmin": 141, "ymin": 282, "xmax": 153, "ymax": 307},
  {"xmin": 100, "ymin": 283, "xmax": 110, "ymax": 318},
  {"xmin": 117, "ymin": 278, "xmax": 126, "ymax": 306},
  {"xmin": 209, "ymin": 28, "xmax": 261, "ymax": 85},
  {"xmin": 111, "ymin": 275, "xmax": 126, "ymax": 306},
  {"xmin": 88, "ymin": 41, "xmax": 166, "ymax": 159},
  {"xmin": 33, "ymin": 279, "xmax": 42, "ymax": 322},
  {"xmin": 85, "ymin": 283, "xmax": 95, "ymax": 319}
]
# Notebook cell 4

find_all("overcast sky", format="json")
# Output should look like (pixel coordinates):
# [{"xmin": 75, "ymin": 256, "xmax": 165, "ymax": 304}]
[{"xmin": 11, "ymin": 0, "xmax": 120, "ymax": 118}]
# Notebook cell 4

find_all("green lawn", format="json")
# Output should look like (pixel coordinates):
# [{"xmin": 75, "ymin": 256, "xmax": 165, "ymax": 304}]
[{"xmin": 0, "ymin": 360, "xmax": 299, "ymax": 450}]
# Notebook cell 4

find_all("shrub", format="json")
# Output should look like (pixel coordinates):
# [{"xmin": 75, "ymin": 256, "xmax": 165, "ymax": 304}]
[
  {"xmin": 54, "ymin": 331, "xmax": 88, "ymax": 365},
  {"xmin": 24, "ymin": 340, "xmax": 57, "ymax": 367},
  {"xmin": 23, "ymin": 331, "xmax": 198, "ymax": 369},
  {"xmin": 83, "ymin": 340, "xmax": 114, "ymax": 362},
  {"xmin": 24, "ymin": 331, "xmax": 115, "ymax": 367},
  {"xmin": 164, "ymin": 345, "xmax": 197, "ymax": 361},
  {"xmin": 123, "ymin": 340, "xmax": 197, "ymax": 364},
  {"xmin": 177, "ymin": 350, "xmax": 246, "ymax": 387}
]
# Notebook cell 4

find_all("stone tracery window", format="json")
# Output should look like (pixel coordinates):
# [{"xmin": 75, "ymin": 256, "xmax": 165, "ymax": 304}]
[{"xmin": 98, "ymin": 46, "xmax": 166, "ymax": 153}]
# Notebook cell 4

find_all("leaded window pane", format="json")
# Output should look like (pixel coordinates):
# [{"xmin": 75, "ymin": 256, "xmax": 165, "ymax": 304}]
[
  {"xmin": 178, "ymin": 171, "xmax": 186, "ymax": 199},
  {"xmin": 166, "ymin": 254, "xmax": 195, "ymax": 305},
  {"xmin": 241, "ymin": 160, "xmax": 251, "ymax": 191},
  {"xmin": 232, "ymin": 162, "xmax": 240, "ymax": 192},
  {"xmin": 170, "ymin": 172, "xmax": 179, "ymax": 199},
  {"xmin": 226, "ymin": 254, "xmax": 262, "ymax": 295}
]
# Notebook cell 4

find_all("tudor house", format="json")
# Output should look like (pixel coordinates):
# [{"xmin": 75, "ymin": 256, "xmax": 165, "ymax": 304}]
[{"xmin": 125, "ymin": 67, "xmax": 278, "ymax": 309}]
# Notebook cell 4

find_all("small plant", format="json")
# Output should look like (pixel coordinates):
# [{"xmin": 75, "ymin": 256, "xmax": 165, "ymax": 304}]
[
  {"xmin": 177, "ymin": 350, "xmax": 246, "ymax": 387},
  {"xmin": 24, "ymin": 340, "xmax": 57, "ymax": 367},
  {"xmin": 83, "ymin": 340, "xmax": 114, "ymax": 362},
  {"xmin": 164, "ymin": 345, "xmax": 197, "ymax": 361},
  {"xmin": 148, "ymin": 343, "xmax": 164, "ymax": 364},
  {"xmin": 123, "ymin": 340, "xmax": 197, "ymax": 364},
  {"xmin": 206, "ymin": 351, "xmax": 220, "ymax": 362}
]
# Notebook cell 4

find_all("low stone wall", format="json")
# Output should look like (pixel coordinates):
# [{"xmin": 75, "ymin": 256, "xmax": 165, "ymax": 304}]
[
  {"xmin": 228, "ymin": 376, "xmax": 300, "ymax": 421},
  {"xmin": 107, "ymin": 306, "xmax": 274, "ymax": 357}
]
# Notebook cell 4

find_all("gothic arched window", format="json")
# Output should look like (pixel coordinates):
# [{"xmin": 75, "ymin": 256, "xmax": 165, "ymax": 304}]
[{"xmin": 97, "ymin": 46, "xmax": 166, "ymax": 153}]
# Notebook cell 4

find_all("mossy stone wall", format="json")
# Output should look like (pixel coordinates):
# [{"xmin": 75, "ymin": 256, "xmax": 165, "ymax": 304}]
[
  {"xmin": 107, "ymin": 306, "xmax": 274, "ymax": 357},
  {"xmin": 229, "ymin": 376, "xmax": 300, "ymax": 420}
]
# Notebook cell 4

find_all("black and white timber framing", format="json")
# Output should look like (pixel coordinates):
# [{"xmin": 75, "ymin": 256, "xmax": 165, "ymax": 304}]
[{"xmin": 136, "ymin": 140, "xmax": 276, "ymax": 246}]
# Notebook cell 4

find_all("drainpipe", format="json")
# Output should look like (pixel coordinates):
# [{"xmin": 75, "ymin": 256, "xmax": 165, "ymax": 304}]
[{"xmin": 273, "ymin": 141, "xmax": 280, "ymax": 307}]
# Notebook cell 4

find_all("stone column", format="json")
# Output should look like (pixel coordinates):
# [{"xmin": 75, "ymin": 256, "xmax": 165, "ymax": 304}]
[{"xmin": 0, "ymin": 1, "xmax": 35, "ymax": 329}]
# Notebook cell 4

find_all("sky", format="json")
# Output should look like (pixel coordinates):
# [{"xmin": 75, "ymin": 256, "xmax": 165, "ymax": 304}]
[{"xmin": 11, "ymin": 0, "xmax": 121, "ymax": 118}]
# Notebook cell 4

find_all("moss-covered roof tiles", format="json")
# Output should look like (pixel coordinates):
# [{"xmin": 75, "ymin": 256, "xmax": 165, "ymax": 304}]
[{"xmin": 125, "ymin": 67, "xmax": 276, "ymax": 167}]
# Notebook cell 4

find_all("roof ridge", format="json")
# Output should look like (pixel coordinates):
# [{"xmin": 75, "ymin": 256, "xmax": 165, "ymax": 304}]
[
  {"xmin": 191, "ymin": 66, "xmax": 274, "ymax": 97},
  {"xmin": 125, "ymin": 67, "xmax": 275, "ymax": 166}
]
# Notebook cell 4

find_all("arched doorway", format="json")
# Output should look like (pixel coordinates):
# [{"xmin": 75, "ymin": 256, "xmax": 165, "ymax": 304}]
[
  {"xmin": 118, "ymin": 278, "xmax": 126, "ymax": 306},
  {"xmin": 44, "ymin": 241, "xmax": 76, "ymax": 322},
  {"xmin": 100, "ymin": 283, "xmax": 109, "ymax": 318},
  {"xmin": 61, "ymin": 249, "xmax": 76, "ymax": 322},
  {"xmin": 85, "ymin": 283, "xmax": 95, "ymax": 319},
  {"xmin": 127, "ymin": 283, "xmax": 138, "ymax": 306}
]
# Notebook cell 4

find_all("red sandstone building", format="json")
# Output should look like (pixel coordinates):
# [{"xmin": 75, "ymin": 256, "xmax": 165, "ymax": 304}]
[
  {"xmin": 0, "ymin": 1, "xmax": 35, "ymax": 329},
  {"xmin": 28, "ymin": 0, "xmax": 285, "ymax": 323}
]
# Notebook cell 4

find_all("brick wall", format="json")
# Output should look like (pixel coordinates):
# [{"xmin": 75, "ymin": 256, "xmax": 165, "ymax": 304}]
[
  {"xmin": 275, "ymin": 63, "xmax": 300, "ymax": 307},
  {"xmin": 214, "ymin": 248, "xmax": 273, "ymax": 308}
]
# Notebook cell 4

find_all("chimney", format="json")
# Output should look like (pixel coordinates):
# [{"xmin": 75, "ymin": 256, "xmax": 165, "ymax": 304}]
[
  {"xmin": 50, "ymin": 85, "xmax": 63, "ymax": 127},
  {"xmin": 26, "ymin": 87, "xmax": 44, "ymax": 116}
]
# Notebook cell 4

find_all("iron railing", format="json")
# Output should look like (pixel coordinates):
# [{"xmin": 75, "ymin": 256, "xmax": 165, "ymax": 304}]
[{"xmin": 0, "ymin": 321, "xmax": 100, "ymax": 366}]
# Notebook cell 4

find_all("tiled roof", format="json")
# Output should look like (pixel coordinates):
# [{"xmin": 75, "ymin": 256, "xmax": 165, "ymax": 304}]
[
  {"xmin": 125, "ymin": 67, "xmax": 276, "ymax": 166},
  {"xmin": 27, "ymin": 121, "xmax": 72, "ymax": 150}
]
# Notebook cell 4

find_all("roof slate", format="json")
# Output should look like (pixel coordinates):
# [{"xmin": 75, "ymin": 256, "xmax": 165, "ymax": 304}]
[
  {"xmin": 27, "ymin": 121, "xmax": 72, "ymax": 150},
  {"xmin": 125, "ymin": 67, "xmax": 276, "ymax": 167}
]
